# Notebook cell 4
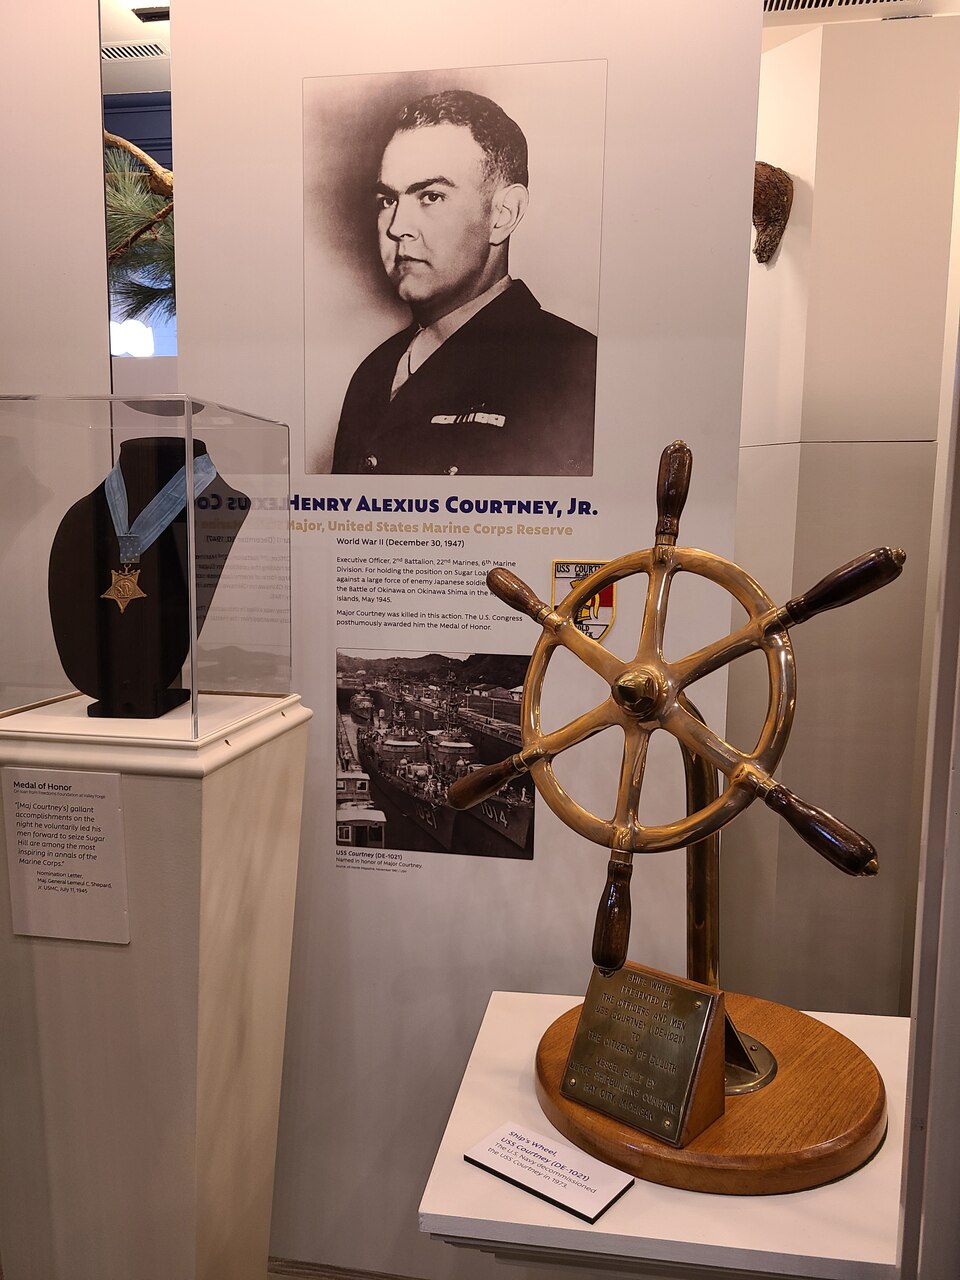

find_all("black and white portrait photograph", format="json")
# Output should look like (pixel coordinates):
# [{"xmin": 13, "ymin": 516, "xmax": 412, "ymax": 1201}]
[
  {"xmin": 336, "ymin": 649, "xmax": 534, "ymax": 859},
  {"xmin": 304, "ymin": 60, "xmax": 606, "ymax": 477}
]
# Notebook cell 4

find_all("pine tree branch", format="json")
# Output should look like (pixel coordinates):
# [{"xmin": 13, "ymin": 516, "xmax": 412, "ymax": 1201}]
[
  {"xmin": 102, "ymin": 133, "xmax": 176, "ymax": 320},
  {"xmin": 103, "ymin": 129, "xmax": 173, "ymax": 197},
  {"xmin": 108, "ymin": 202, "xmax": 174, "ymax": 262},
  {"xmin": 112, "ymin": 276, "xmax": 176, "ymax": 322}
]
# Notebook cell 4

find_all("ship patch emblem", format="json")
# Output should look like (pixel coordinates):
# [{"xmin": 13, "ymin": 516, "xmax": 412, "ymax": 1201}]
[{"xmin": 552, "ymin": 560, "xmax": 615, "ymax": 642}]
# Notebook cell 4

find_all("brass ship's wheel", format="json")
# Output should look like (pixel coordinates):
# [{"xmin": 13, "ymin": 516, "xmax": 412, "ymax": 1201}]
[{"xmin": 449, "ymin": 441, "xmax": 905, "ymax": 976}]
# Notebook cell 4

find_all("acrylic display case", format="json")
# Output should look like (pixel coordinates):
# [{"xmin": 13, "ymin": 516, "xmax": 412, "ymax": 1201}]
[{"xmin": 0, "ymin": 394, "xmax": 291, "ymax": 741}]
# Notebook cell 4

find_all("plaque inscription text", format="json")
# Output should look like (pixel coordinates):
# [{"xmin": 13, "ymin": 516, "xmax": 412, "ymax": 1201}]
[{"xmin": 560, "ymin": 962, "xmax": 725, "ymax": 1147}]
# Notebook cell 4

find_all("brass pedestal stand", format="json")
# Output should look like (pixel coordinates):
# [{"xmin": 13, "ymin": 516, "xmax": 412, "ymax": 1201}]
[{"xmin": 449, "ymin": 440, "xmax": 903, "ymax": 1196}]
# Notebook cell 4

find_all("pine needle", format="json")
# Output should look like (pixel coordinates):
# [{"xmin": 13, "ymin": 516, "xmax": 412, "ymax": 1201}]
[{"xmin": 104, "ymin": 143, "xmax": 175, "ymax": 320}]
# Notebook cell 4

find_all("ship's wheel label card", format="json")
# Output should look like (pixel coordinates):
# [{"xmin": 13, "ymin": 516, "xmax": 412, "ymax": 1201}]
[
  {"xmin": 464, "ymin": 1121, "xmax": 633, "ymax": 1223},
  {"xmin": 552, "ymin": 561, "xmax": 615, "ymax": 641}
]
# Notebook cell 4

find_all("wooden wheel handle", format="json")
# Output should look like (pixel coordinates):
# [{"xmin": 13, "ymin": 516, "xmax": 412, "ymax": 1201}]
[
  {"xmin": 593, "ymin": 856, "xmax": 633, "ymax": 975},
  {"xmin": 656, "ymin": 439, "xmax": 693, "ymax": 543},
  {"xmin": 783, "ymin": 547, "xmax": 905, "ymax": 625},
  {"xmin": 448, "ymin": 755, "xmax": 527, "ymax": 810},
  {"xmin": 764, "ymin": 785, "xmax": 878, "ymax": 876},
  {"xmin": 486, "ymin": 568, "xmax": 553, "ymax": 622}
]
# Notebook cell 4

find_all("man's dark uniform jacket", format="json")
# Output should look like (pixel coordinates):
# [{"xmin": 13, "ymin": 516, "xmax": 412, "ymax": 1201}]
[{"xmin": 331, "ymin": 281, "xmax": 596, "ymax": 476}]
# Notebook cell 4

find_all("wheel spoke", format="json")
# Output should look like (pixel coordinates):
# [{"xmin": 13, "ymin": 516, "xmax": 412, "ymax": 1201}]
[
  {"xmin": 670, "ymin": 616, "xmax": 765, "ymax": 689},
  {"xmin": 527, "ymin": 699, "xmax": 618, "ymax": 763},
  {"xmin": 636, "ymin": 560, "xmax": 673, "ymax": 663},
  {"xmin": 554, "ymin": 622, "xmax": 625, "ymax": 684},
  {"xmin": 613, "ymin": 723, "xmax": 651, "ymax": 829},
  {"xmin": 660, "ymin": 701, "xmax": 749, "ymax": 781}
]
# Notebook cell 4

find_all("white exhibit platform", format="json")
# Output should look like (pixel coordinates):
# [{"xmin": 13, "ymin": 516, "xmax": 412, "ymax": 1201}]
[
  {"xmin": 0, "ymin": 688, "xmax": 298, "ymax": 751},
  {"xmin": 420, "ymin": 991, "xmax": 909, "ymax": 1280},
  {"xmin": 0, "ymin": 693, "xmax": 312, "ymax": 1280}
]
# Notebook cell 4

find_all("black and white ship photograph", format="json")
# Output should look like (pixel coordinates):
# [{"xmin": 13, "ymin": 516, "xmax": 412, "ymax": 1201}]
[{"xmin": 335, "ymin": 648, "xmax": 534, "ymax": 859}]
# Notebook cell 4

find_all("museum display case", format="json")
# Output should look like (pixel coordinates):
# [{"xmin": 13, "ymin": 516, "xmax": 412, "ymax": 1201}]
[{"xmin": 0, "ymin": 394, "xmax": 291, "ymax": 739}]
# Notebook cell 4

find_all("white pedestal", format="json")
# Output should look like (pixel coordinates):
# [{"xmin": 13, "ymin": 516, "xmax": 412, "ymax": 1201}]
[
  {"xmin": 0, "ymin": 693, "xmax": 312, "ymax": 1280},
  {"xmin": 420, "ymin": 992, "xmax": 909, "ymax": 1280}
]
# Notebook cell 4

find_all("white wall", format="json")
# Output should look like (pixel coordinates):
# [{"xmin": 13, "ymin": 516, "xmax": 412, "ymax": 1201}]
[
  {"xmin": 171, "ymin": 3, "xmax": 761, "ymax": 1274},
  {"xmin": 726, "ymin": 18, "xmax": 960, "ymax": 1016},
  {"xmin": 0, "ymin": 6, "xmax": 110, "ymax": 395},
  {"xmin": 740, "ymin": 29, "xmax": 820, "ymax": 449},
  {"xmin": 803, "ymin": 22, "xmax": 957, "ymax": 446},
  {"xmin": 0, "ymin": 4, "xmax": 111, "ymax": 717}
]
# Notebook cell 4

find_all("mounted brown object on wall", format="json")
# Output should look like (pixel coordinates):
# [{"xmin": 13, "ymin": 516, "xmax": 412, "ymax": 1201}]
[{"xmin": 753, "ymin": 160, "xmax": 794, "ymax": 263}]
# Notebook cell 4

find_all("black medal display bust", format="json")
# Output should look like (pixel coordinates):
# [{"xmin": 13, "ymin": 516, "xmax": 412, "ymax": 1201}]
[{"xmin": 48, "ymin": 436, "xmax": 248, "ymax": 719}]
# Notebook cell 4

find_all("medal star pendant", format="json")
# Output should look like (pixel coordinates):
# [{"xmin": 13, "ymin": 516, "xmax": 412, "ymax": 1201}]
[{"xmin": 102, "ymin": 566, "xmax": 147, "ymax": 614}]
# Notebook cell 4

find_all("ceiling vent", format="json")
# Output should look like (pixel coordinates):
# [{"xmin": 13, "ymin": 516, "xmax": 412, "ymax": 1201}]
[
  {"xmin": 764, "ymin": 0, "xmax": 921, "ymax": 13},
  {"xmin": 101, "ymin": 41, "xmax": 168, "ymax": 60}
]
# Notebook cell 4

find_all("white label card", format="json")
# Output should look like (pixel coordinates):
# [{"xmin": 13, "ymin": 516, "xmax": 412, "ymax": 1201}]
[
  {"xmin": 463, "ymin": 1122, "xmax": 633, "ymax": 1224},
  {"xmin": 3, "ymin": 768, "xmax": 129, "ymax": 944}
]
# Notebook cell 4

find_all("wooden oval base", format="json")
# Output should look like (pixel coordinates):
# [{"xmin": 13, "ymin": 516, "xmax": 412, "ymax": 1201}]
[{"xmin": 535, "ymin": 991, "xmax": 887, "ymax": 1195}]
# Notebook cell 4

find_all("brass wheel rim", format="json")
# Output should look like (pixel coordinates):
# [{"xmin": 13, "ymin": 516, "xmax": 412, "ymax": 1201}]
[{"xmin": 521, "ymin": 546, "xmax": 796, "ymax": 853}]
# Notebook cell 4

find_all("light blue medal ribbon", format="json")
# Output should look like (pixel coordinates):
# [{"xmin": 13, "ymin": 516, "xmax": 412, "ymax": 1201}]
[{"xmin": 101, "ymin": 453, "xmax": 217, "ymax": 613}]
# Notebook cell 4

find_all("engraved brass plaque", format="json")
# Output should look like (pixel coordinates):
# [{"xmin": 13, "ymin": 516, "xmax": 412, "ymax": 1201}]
[{"xmin": 560, "ymin": 962, "xmax": 722, "ymax": 1147}]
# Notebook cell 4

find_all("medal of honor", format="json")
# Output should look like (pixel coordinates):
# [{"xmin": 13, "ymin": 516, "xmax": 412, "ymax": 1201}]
[
  {"xmin": 102, "ymin": 566, "xmax": 148, "ymax": 613},
  {"xmin": 100, "ymin": 451, "xmax": 217, "ymax": 616}
]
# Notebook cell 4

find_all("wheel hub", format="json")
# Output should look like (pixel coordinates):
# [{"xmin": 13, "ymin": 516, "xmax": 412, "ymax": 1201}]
[{"xmin": 612, "ymin": 668, "xmax": 662, "ymax": 719}]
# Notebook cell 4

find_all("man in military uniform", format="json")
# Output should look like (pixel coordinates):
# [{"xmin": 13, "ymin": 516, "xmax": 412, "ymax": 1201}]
[{"xmin": 331, "ymin": 90, "xmax": 597, "ymax": 477}]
